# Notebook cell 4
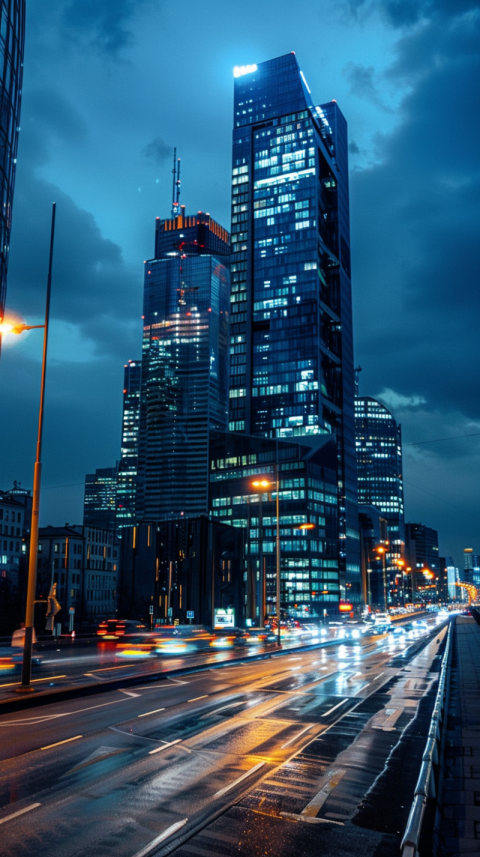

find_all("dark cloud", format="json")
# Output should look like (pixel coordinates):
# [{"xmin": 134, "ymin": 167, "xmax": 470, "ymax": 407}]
[
  {"xmin": 142, "ymin": 136, "xmax": 172, "ymax": 166},
  {"xmin": 343, "ymin": 62, "xmax": 393, "ymax": 110},
  {"xmin": 344, "ymin": 0, "xmax": 480, "ymax": 27},
  {"xmin": 61, "ymin": 0, "xmax": 160, "ymax": 56}
]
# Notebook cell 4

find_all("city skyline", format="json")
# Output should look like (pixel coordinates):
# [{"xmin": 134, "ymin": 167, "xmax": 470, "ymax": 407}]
[{"xmin": 0, "ymin": 0, "xmax": 478, "ymax": 568}]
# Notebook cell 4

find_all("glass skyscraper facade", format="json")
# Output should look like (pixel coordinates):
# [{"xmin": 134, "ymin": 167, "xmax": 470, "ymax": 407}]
[
  {"xmin": 209, "ymin": 430, "xmax": 339, "ymax": 620},
  {"xmin": 83, "ymin": 466, "xmax": 118, "ymax": 531},
  {"xmin": 355, "ymin": 396, "xmax": 405, "ymax": 549},
  {"xmin": 229, "ymin": 53, "xmax": 359, "ymax": 606},
  {"xmin": 116, "ymin": 359, "xmax": 141, "ymax": 530},
  {"xmin": 355, "ymin": 396, "xmax": 405, "ymax": 603},
  {"xmin": 0, "ymin": 0, "xmax": 24, "ymax": 343},
  {"xmin": 136, "ymin": 208, "xmax": 230, "ymax": 521}
]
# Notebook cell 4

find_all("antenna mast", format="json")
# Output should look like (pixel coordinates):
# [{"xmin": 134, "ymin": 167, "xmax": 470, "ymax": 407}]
[{"xmin": 171, "ymin": 148, "xmax": 181, "ymax": 218}]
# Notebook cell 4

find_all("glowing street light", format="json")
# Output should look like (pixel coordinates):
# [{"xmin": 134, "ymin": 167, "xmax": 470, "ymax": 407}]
[{"xmin": 250, "ymin": 474, "xmax": 280, "ymax": 647}]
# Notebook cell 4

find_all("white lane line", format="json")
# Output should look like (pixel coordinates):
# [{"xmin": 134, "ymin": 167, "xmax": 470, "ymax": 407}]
[
  {"xmin": 323, "ymin": 699, "xmax": 348, "ymax": 717},
  {"xmin": 213, "ymin": 762, "xmax": 265, "ymax": 799},
  {"xmin": 281, "ymin": 724, "xmax": 313, "ymax": 748},
  {"xmin": 188, "ymin": 695, "xmax": 208, "ymax": 703},
  {"xmin": 0, "ymin": 803, "xmax": 41, "ymax": 825},
  {"xmin": 0, "ymin": 695, "xmax": 137, "ymax": 726},
  {"xmin": 131, "ymin": 818, "xmax": 188, "ymax": 857},
  {"xmin": 119, "ymin": 690, "xmax": 140, "ymax": 698},
  {"xmin": 138, "ymin": 708, "xmax": 165, "ymax": 718},
  {"xmin": 148, "ymin": 739, "xmax": 181, "ymax": 755},
  {"xmin": 41, "ymin": 735, "xmax": 82, "ymax": 750},
  {"xmin": 301, "ymin": 769, "xmax": 347, "ymax": 816}
]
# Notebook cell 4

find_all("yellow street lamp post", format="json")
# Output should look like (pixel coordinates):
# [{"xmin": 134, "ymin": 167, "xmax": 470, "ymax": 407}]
[
  {"xmin": 251, "ymin": 472, "xmax": 281, "ymax": 647},
  {"xmin": 375, "ymin": 544, "xmax": 388, "ymax": 612},
  {"xmin": 1, "ymin": 203, "xmax": 56, "ymax": 692}
]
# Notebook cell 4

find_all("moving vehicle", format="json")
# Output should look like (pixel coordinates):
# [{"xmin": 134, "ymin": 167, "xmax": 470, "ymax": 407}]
[{"xmin": 97, "ymin": 619, "xmax": 147, "ymax": 640}]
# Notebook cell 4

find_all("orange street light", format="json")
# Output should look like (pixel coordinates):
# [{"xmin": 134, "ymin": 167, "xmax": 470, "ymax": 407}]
[
  {"xmin": 251, "ymin": 479, "xmax": 271, "ymax": 490},
  {"xmin": 296, "ymin": 523, "xmax": 315, "ymax": 530},
  {"xmin": 0, "ymin": 321, "xmax": 46, "ymax": 335}
]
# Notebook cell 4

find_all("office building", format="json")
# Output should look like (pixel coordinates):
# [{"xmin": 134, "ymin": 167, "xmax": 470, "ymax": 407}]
[
  {"xmin": 116, "ymin": 359, "xmax": 142, "ymax": 530},
  {"xmin": 446, "ymin": 557, "xmax": 459, "ymax": 601},
  {"xmin": 209, "ymin": 430, "xmax": 339, "ymax": 621},
  {"xmin": 463, "ymin": 549, "xmax": 480, "ymax": 588},
  {"xmin": 229, "ymin": 53, "xmax": 359, "ymax": 604},
  {"xmin": 38, "ymin": 525, "xmax": 118, "ymax": 629},
  {"xmin": 405, "ymin": 522, "xmax": 440, "ymax": 601},
  {"xmin": 83, "ymin": 466, "xmax": 118, "ymax": 531},
  {"xmin": 0, "ymin": 0, "xmax": 25, "ymax": 349},
  {"xmin": 119, "ymin": 517, "xmax": 245, "ymax": 626},
  {"xmin": 355, "ymin": 396, "xmax": 405, "ymax": 600},
  {"xmin": 136, "ymin": 208, "xmax": 230, "ymax": 521},
  {"xmin": 0, "ymin": 485, "xmax": 28, "ymax": 584}
]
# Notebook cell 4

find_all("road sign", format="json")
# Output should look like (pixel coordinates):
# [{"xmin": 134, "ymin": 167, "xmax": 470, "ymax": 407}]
[
  {"xmin": 69, "ymin": 607, "xmax": 75, "ymax": 614},
  {"xmin": 186, "ymin": 611, "xmax": 194, "ymax": 619},
  {"xmin": 214, "ymin": 608, "xmax": 235, "ymax": 629},
  {"xmin": 149, "ymin": 605, "xmax": 154, "ymax": 614},
  {"xmin": 167, "ymin": 607, "xmax": 172, "ymax": 617}
]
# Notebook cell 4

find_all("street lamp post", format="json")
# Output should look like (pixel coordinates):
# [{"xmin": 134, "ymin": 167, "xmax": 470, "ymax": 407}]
[
  {"xmin": 251, "ymin": 471, "xmax": 281, "ymax": 647},
  {"xmin": 4, "ymin": 203, "xmax": 57, "ymax": 692},
  {"xmin": 375, "ymin": 545, "xmax": 388, "ymax": 612}
]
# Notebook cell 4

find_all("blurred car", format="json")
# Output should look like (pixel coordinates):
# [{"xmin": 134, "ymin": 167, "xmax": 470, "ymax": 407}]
[
  {"xmin": 97, "ymin": 619, "xmax": 147, "ymax": 640},
  {"xmin": 0, "ymin": 648, "xmax": 43, "ymax": 677}
]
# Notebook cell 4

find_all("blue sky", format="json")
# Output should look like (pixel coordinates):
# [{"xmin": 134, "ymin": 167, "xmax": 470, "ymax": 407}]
[{"xmin": 0, "ymin": 0, "xmax": 479, "ymax": 567}]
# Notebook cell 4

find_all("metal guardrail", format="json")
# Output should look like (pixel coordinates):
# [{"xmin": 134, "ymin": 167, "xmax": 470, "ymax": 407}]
[{"xmin": 400, "ymin": 621, "xmax": 453, "ymax": 857}]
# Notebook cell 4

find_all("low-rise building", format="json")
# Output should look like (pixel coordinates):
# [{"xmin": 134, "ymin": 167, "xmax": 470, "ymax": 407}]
[{"xmin": 38, "ymin": 525, "xmax": 119, "ymax": 630}]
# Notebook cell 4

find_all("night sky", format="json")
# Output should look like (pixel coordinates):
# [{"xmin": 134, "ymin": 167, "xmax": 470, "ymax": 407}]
[{"xmin": 0, "ymin": 0, "xmax": 478, "ymax": 568}]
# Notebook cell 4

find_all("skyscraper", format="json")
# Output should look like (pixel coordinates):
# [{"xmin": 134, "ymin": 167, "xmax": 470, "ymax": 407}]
[
  {"xmin": 116, "ymin": 359, "xmax": 141, "ymax": 530},
  {"xmin": 136, "ymin": 208, "xmax": 230, "ymax": 521},
  {"xmin": 83, "ymin": 466, "xmax": 118, "ymax": 531},
  {"xmin": 355, "ymin": 396, "xmax": 405, "ymax": 562},
  {"xmin": 405, "ymin": 522, "xmax": 440, "ymax": 600},
  {"xmin": 0, "ymin": 0, "xmax": 25, "ymax": 347},
  {"xmin": 229, "ymin": 53, "xmax": 359, "ymax": 603}
]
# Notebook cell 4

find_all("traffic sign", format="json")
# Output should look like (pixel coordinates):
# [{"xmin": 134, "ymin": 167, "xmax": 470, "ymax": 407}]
[
  {"xmin": 69, "ymin": 607, "xmax": 75, "ymax": 614},
  {"xmin": 149, "ymin": 605, "xmax": 154, "ymax": 614},
  {"xmin": 186, "ymin": 611, "xmax": 194, "ymax": 619}
]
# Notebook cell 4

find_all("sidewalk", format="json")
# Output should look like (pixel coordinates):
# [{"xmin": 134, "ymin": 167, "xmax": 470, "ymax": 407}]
[{"xmin": 439, "ymin": 616, "xmax": 480, "ymax": 855}]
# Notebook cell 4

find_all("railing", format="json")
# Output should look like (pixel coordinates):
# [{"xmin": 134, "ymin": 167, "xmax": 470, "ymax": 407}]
[{"xmin": 400, "ymin": 621, "xmax": 453, "ymax": 857}]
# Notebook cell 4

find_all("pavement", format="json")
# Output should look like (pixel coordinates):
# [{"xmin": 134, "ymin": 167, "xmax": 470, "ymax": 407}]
[{"xmin": 439, "ymin": 616, "xmax": 480, "ymax": 856}]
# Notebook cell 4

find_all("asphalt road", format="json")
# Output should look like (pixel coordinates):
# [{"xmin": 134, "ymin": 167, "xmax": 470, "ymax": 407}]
[{"xmin": 0, "ymin": 623, "xmax": 446, "ymax": 857}]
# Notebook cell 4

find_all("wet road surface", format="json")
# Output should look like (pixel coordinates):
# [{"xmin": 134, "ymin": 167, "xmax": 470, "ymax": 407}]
[{"xmin": 0, "ymin": 624, "xmax": 446, "ymax": 857}]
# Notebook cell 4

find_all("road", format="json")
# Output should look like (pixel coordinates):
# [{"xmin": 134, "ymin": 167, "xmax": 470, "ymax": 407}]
[{"xmin": 0, "ymin": 623, "xmax": 446, "ymax": 857}]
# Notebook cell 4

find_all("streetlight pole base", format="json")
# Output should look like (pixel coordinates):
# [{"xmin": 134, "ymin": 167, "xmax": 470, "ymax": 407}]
[{"xmin": 15, "ymin": 685, "xmax": 35, "ymax": 694}]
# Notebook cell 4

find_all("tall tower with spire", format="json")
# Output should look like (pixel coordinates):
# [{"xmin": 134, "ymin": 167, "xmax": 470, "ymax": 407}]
[{"xmin": 136, "ymin": 206, "xmax": 230, "ymax": 521}]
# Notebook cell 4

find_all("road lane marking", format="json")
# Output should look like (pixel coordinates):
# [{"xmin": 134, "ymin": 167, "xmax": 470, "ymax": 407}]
[
  {"xmin": 188, "ymin": 695, "xmax": 208, "ymax": 702},
  {"xmin": 0, "ymin": 803, "xmax": 41, "ymax": 825},
  {"xmin": 138, "ymin": 708, "xmax": 165, "ymax": 717},
  {"xmin": 119, "ymin": 690, "xmax": 140, "ymax": 697},
  {"xmin": 323, "ymin": 699, "xmax": 348, "ymax": 717},
  {"xmin": 131, "ymin": 818, "xmax": 188, "ymax": 857},
  {"xmin": 0, "ymin": 695, "xmax": 138, "ymax": 726},
  {"xmin": 211, "ymin": 700, "xmax": 244, "ymax": 714},
  {"xmin": 0, "ymin": 675, "xmax": 67, "ymax": 688},
  {"xmin": 301, "ymin": 768, "xmax": 346, "ymax": 816},
  {"xmin": 41, "ymin": 735, "xmax": 82, "ymax": 750},
  {"xmin": 281, "ymin": 724, "xmax": 313, "ymax": 748},
  {"xmin": 91, "ymin": 665, "xmax": 133, "ymax": 672},
  {"xmin": 148, "ymin": 739, "xmax": 181, "ymax": 755},
  {"xmin": 213, "ymin": 762, "xmax": 265, "ymax": 799}
]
